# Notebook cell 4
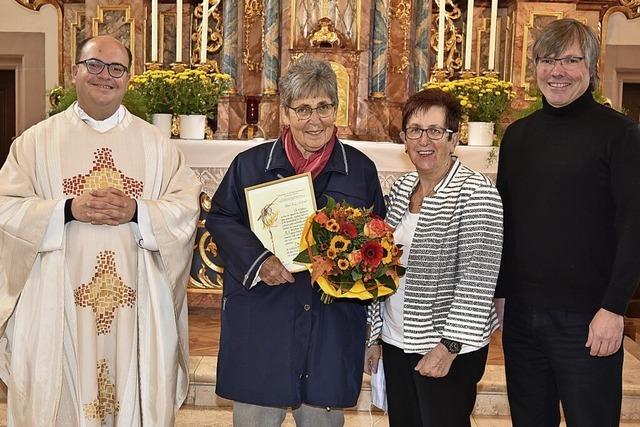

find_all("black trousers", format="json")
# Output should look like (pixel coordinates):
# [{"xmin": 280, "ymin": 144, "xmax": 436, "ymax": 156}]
[
  {"xmin": 382, "ymin": 341, "xmax": 488, "ymax": 427},
  {"xmin": 502, "ymin": 299, "xmax": 623, "ymax": 427}
]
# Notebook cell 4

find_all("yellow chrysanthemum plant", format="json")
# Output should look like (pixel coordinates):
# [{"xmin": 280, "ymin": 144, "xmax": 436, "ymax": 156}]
[
  {"xmin": 129, "ymin": 69, "xmax": 176, "ymax": 114},
  {"xmin": 425, "ymin": 76, "xmax": 516, "ymax": 122},
  {"xmin": 171, "ymin": 69, "xmax": 231, "ymax": 117},
  {"xmin": 294, "ymin": 196, "xmax": 405, "ymax": 304}
]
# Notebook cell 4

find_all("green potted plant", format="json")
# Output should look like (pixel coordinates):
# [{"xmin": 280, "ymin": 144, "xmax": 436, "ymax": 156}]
[
  {"xmin": 129, "ymin": 69, "xmax": 176, "ymax": 136},
  {"xmin": 425, "ymin": 76, "xmax": 516, "ymax": 146},
  {"xmin": 48, "ymin": 86, "xmax": 149, "ymax": 122},
  {"xmin": 171, "ymin": 68, "xmax": 231, "ymax": 139}
]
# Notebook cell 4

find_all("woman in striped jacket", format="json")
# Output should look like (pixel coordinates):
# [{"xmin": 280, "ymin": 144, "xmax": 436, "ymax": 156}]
[{"xmin": 365, "ymin": 89, "xmax": 503, "ymax": 427}]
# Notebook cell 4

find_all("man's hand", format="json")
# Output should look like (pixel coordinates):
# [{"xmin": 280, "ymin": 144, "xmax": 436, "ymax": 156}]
[
  {"xmin": 85, "ymin": 188, "xmax": 136, "ymax": 226},
  {"xmin": 585, "ymin": 308, "xmax": 624, "ymax": 357},
  {"xmin": 258, "ymin": 255, "xmax": 295, "ymax": 286},
  {"xmin": 71, "ymin": 188, "xmax": 136, "ymax": 226},
  {"xmin": 414, "ymin": 343, "xmax": 457, "ymax": 377},
  {"xmin": 494, "ymin": 298, "xmax": 505, "ymax": 330},
  {"xmin": 364, "ymin": 344, "xmax": 382, "ymax": 375},
  {"xmin": 71, "ymin": 191, "xmax": 96, "ymax": 223}
]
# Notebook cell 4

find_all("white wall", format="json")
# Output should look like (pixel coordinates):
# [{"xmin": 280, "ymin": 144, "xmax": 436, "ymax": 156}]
[
  {"xmin": 0, "ymin": 0, "xmax": 59, "ymax": 90},
  {"xmin": 606, "ymin": 13, "xmax": 640, "ymax": 46}
]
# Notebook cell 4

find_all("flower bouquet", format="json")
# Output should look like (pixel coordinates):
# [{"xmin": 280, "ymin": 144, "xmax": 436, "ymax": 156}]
[{"xmin": 294, "ymin": 197, "xmax": 405, "ymax": 303}]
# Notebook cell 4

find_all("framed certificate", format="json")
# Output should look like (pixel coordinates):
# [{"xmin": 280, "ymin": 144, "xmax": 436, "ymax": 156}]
[{"xmin": 245, "ymin": 173, "xmax": 317, "ymax": 273}]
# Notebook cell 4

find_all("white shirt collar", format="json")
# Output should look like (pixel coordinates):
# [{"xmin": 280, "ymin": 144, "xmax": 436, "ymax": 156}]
[{"xmin": 73, "ymin": 102, "xmax": 125, "ymax": 133}]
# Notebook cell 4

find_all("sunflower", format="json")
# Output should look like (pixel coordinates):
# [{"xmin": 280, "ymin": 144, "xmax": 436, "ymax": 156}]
[
  {"xmin": 325, "ymin": 219, "xmax": 340, "ymax": 232},
  {"xmin": 381, "ymin": 240, "xmax": 394, "ymax": 264},
  {"xmin": 337, "ymin": 259, "xmax": 350, "ymax": 270},
  {"xmin": 330, "ymin": 235, "xmax": 351, "ymax": 253}
]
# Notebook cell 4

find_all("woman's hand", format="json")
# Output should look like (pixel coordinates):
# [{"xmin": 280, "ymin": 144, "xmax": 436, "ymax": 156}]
[
  {"xmin": 414, "ymin": 344, "xmax": 457, "ymax": 377},
  {"xmin": 258, "ymin": 255, "xmax": 295, "ymax": 286},
  {"xmin": 494, "ymin": 298, "xmax": 505, "ymax": 330},
  {"xmin": 364, "ymin": 344, "xmax": 382, "ymax": 375}
]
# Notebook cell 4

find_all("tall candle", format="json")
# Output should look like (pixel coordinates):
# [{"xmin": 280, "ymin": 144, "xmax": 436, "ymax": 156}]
[
  {"xmin": 176, "ymin": 0, "xmax": 183, "ymax": 62},
  {"xmin": 151, "ymin": 0, "xmax": 158, "ymax": 61},
  {"xmin": 488, "ymin": 0, "xmax": 497, "ymax": 70},
  {"xmin": 437, "ymin": 0, "xmax": 445, "ymax": 69},
  {"xmin": 200, "ymin": 0, "xmax": 209, "ymax": 63},
  {"xmin": 464, "ymin": 0, "xmax": 474, "ymax": 69}
]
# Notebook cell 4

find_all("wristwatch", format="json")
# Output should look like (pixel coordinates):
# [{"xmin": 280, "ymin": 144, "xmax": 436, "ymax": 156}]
[{"xmin": 440, "ymin": 338, "xmax": 462, "ymax": 354}]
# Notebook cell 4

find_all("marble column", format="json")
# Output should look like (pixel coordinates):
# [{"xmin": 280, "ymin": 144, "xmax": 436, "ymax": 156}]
[
  {"xmin": 262, "ymin": 0, "xmax": 280, "ymax": 95},
  {"xmin": 221, "ymin": 0, "xmax": 238, "ymax": 91},
  {"xmin": 412, "ymin": 0, "xmax": 430, "ymax": 90},
  {"xmin": 370, "ymin": 0, "xmax": 389, "ymax": 98}
]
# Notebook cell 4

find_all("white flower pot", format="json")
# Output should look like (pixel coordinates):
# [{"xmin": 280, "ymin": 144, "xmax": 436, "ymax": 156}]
[
  {"xmin": 152, "ymin": 113, "xmax": 173, "ymax": 138},
  {"xmin": 467, "ymin": 121, "xmax": 494, "ymax": 146},
  {"xmin": 179, "ymin": 114, "xmax": 206, "ymax": 140}
]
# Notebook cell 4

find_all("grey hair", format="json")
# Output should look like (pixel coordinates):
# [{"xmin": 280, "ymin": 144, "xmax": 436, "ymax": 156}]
[
  {"xmin": 279, "ymin": 56, "xmax": 338, "ymax": 108},
  {"xmin": 533, "ymin": 18, "xmax": 600, "ymax": 90}
]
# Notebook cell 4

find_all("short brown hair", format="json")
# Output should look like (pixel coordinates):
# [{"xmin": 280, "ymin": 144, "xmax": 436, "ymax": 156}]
[{"xmin": 402, "ymin": 89, "xmax": 462, "ymax": 134}]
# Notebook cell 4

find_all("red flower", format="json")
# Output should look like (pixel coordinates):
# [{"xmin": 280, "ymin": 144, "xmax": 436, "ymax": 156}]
[
  {"xmin": 361, "ymin": 241, "xmax": 384, "ymax": 268},
  {"xmin": 314, "ymin": 211, "xmax": 329, "ymax": 226},
  {"xmin": 364, "ymin": 218, "xmax": 387, "ymax": 238},
  {"xmin": 340, "ymin": 221, "xmax": 357, "ymax": 239}
]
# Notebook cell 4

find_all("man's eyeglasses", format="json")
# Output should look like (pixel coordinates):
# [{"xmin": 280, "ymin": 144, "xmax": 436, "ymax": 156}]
[
  {"xmin": 287, "ymin": 103, "xmax": 335, "ymax": 120},
  {"xmin": 535, "ymin": 56, "xmax": 584, "ymax": 70},
  {"xmin": 404, "ymin": 126, "xmax": 454, "ymax": 141},
  {"xmin": 76, "ymin": 58, "xmax": 129, "ymax": 78}
]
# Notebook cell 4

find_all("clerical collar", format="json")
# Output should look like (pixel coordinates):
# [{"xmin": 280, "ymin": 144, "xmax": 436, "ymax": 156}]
[
  {"xmin": 73, "ymin": 102, "xmax": 125, "ymax": 132},
  {"xmin": 541, "ymin": 89, "xmax": 594, "ymax": 117}
]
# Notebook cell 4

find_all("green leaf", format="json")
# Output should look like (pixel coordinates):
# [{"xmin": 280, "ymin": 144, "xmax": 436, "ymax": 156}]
[
  {"xmin": 293, "ymin": 250, "xmax": 312, "ymax": 263},
  {"xmin": 324, "ymin": 196, "xmax": 336, "ymax": 215},
  {"xmin": 377, "ymin": 274, "xmax": 397, "ymax": 291},
  {"xmin": 351, "ymin": 269, "xmax": 363, "ymax": 281}
]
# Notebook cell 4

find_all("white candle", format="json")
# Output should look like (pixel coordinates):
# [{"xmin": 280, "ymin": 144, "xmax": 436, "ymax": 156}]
[
  {"xmin": 488, "ymin": 0, "xmax": 497, "ymax": 70},
  {"xmin": 151, "ymin": 0, "xmax": 158, "ymax": 61},
  {"xmin": 200, "ymin": 0, "xmax": 209, "ymax": 63},
  {"xmin": 437, "ymin": 0, "xmax": 445, "ymax": 69},
  {"xmin": 464, "ymin": 0, "xmax": 474, "ymax": 69},
  {"xmin": 176, "ymin": 0, "xmax": 183, "ymax": 62}
]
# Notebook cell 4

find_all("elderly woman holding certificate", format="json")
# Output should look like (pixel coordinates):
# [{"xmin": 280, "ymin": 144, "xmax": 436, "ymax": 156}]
[
  {"xmin": 364, "ymin": 89, "xmax": 503, "ymax": 427},
  {"xmin": 206, "ymin": 57, "xmax": 385, "ymax": 427}
]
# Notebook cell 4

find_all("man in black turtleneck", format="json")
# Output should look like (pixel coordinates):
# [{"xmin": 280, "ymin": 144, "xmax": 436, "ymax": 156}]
[{"xmin": 495, "ymin": 19, "xmax": 640, "ymax": 427}]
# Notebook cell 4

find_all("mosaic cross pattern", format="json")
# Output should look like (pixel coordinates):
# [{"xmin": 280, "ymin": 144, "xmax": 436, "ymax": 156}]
[
  {"xmin": 83, "ymin": 359, "xmax": 120, "ymax": 423},
  {"xmin": 74, "ymin": 251, "xmax": 136, "ymax": 335},
  {"xmin": 63, "ymin": 148, "xmax": 144, "ymax": 197}
]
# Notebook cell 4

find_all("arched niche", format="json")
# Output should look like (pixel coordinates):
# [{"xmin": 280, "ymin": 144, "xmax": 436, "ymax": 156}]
[{"xmin": 600, "ymin": 5, "xmax": 640, "ymax": 110}]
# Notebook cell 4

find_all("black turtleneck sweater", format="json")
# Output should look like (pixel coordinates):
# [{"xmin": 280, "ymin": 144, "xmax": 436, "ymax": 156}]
[{"xmin": 495, "ymin": 90, "xmax": 640, "ymax": 315}]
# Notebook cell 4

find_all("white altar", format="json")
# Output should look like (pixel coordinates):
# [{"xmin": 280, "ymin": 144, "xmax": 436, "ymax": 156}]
[{"xmin": 175, "ymin": 139, "xmax": 498, "ymax": 195}]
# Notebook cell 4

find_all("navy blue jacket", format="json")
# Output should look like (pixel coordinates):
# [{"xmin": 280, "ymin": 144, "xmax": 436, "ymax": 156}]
[{"xmin": 206, "ymin": 138, "xmax": 386, "ymax": 407}]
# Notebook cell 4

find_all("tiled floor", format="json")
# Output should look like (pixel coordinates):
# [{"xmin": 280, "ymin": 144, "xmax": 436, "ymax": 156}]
[{"xmin": 2, "ymin": 404, "xmax": 639, "ymax": 426}]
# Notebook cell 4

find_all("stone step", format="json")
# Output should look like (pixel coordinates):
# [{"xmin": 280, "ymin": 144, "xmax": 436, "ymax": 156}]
[{"xmin": 186, "ymin": 338, "xmax": 640, "ymax": 420}]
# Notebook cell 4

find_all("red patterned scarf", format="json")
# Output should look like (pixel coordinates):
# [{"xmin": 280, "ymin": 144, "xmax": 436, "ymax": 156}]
[{"xmin": 282, "ymin": 126, "xmax": 337, "ymax": 179}]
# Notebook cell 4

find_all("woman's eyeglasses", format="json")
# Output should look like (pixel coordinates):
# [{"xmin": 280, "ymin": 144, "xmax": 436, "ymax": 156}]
[
  {"xmin": 287, "ymin": 103, "xmax": 335, "ymax": 120},
  {"xmin": 535, "ymin": 56, "xmax": 584, "ymax": 70},
  {"xmin": 76, "ymin": 58, "xmax": 129, "ymax": 78},
  {"xmin": 404, "ymin": 126, "xmax": 454, "ymax": 141}
]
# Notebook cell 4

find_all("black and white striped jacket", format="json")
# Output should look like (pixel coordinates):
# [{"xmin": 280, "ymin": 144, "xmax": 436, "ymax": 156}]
[{"xmin": 368, "ymin": 159, "xmax": 503, "ymax": 354}]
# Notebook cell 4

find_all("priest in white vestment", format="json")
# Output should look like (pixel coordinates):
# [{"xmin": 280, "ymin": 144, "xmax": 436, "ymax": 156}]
[{"xmin": 0, "ymin": 36, "xmax": 201, "ymax": 426}]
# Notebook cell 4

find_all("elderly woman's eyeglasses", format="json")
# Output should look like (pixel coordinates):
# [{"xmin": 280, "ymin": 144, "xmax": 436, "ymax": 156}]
[
  {"xmin": 535, "ymin": 56, "xmax": 584, "ymax": 70},
  {"xmin": 287, "ymin": 103, "xmax": 335, "ymax": 120},
  {"xmin": 76, "ymin": 58, "xmax": 129, "ymax": 78},
  {"xmin": 404, "ymin": 126, "xmax": 454, "ymax": 141}
]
